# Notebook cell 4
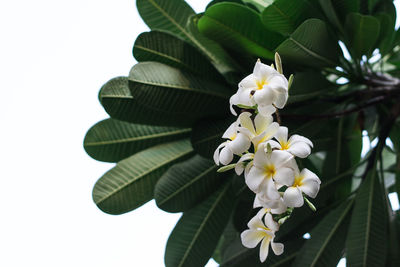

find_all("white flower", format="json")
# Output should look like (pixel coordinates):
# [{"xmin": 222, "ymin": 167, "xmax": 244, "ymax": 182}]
[
  {"xmin": 241, "ymin": 213, "xmax": 284, "ymax": 262},
  {"xmin": 230, "ymin": 60, "xmax": 288, "ymax": 116},
  {"xmin": 266, "ymin": 126, "xmax": 313, "ymax": 158},
  {"xmin": 246, "ymin": 149, "xmax": 294, "ymax": 199},
  {"xmin": 238, "ymin": 112, "xmax": 279, "ymax": 151},
  {"xmin": 283, "ymin": 166, "xmax": 321, "ymax": 208},
  {"xmin": 235, "ymin": 153, "xmax": 254, "ymax": 176},
  {"xmin": 214, "ymin": 121, "xmax": 251, "ymax": 165},
  {"xmin": 254, "ymin": 194, "xmax": 287, "ymax": 216}
]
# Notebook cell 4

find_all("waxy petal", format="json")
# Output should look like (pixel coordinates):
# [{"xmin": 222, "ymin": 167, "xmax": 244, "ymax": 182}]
[
  {"xmin": 272, "ymin": 87, "xmax": 288, "ymax": 109},
  {"xmin": 219, "ymin": 145, "xmax": 233, "ymax": 165},
  {"xmin": 289, "ymin": 134, "xmax": 313, "ymax": 148},
  {"xmin": 275, "ymin": 126, "xmax": 288, "ymax": 144},
  {"xmin": 258, "ymin": 104, "xmax": 276, "ymax": 116},
  {"xmin": 254, "ymin": 87, "xmax": 275, "ymax": 107},
  {"xmin": 254, "ymin": 60, "xmax": 278, "ymax": 81},
  {"xmin": 283, "ymin": 187, "xmax": 304, "ymax": 207},
  {"xmin": 247, "ymin": 214, "xmax": 265, "ymax": 229},
  {"xmin": 274, "ymin": 167, "xmax": 295, "ymax": 187},
  {"xmin": 287, "ymin": 142, "xmax": 312, "ymax": 158},
  {"xmin": 222, "ymin": 121, "xmax": 238, "ymax": 139},
  {"xmin": 213, "ymin": 142, "xmax": 228, "ymax": 165},
  {"xmin": 301, "ymin": 168, "xmax": 321, "ymax": 184},
  {"xmin": 259, "ymin": 176, "xmax": 280, "ymax": 200},
  {"xmin": 254, "ymin": 113, "xmax": 273, "ymax": 134},
  {"xmin": 239, "ymin": 112, "xmax": 256, "ymax": 134},
  {"xmin": 246, "ymin": 166, "xmax": 266, "ymax": 192},
  {"xmin": 264, "ymin": 213, "xmax": 279, "ymax": 231},
  {"xmin": 239, "ymin": 74, "xmax": 257, "ymax": 89},
  {"xmin": 229, "ymin": 133, "xmax": 251, "ymax": 154},
  {"xmin": 259, "ymin": 236, "xmax": 271, "ymax": 262},
  {"xmin": 299, "ymin": 180, "xmax": 320, "ymax": 198},
  {"xmin": 270, "ymin": 150, "xmax": 293, "ymax": 168},
  {"xmin": 271, "ymin": 241, "xmax": 284, "ymax": 256},
  {"xmin": 241, "ymin": 229, "xmax": 264, "ymax": 248}
]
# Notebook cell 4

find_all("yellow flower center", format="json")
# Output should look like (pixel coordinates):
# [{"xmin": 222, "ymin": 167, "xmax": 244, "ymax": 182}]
[
  {"xmin": 265, "ymin": 165, "xmax": 276, "ymax": 177},
  {"xmin": 280, "ymin": 141, "xmax": 290, "ymax": 150},
  {"xmin": 256, "ymin": 79, "xmax": 267, "ymax": 90},
  {"xmin": 230, "ymin": 133, "xmax": 237, "ymax": 141},
  {"xmin": 293, "ymin": 175, "xmax": 304, "ymax": 187}
]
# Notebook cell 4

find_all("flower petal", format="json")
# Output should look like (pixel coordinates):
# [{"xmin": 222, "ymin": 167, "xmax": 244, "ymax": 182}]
[
  {"xmin": 299, "ymin": 180, "xmax": 320, "ymax": 198},
  {"xmin": 239, "ymin": 74, "xmax": 257, "ymax": 90},
  {"xmin": 271, "ymin": 240, "xmax": 284, "ymax": 256},
  {"xmin": 272, "ymin": 87, "xmax": 288, "ymax": 109},
  {"xmin": 287, "ymin": 142, "xmax": 311, "ymax": 158},
  {"xmin": 254, "ymin": 113, "xmax": 273, "ymax": 134},
  {"xmin": 283, "ymin": 187, "xmax": 304, "ymax": 207},
  {"xmin": 229, "ymin": 133, "xmax": 251, "ymax": 154},
  {"xmin": 259, "ymin": 236, "xmax": 271, "ymax": 262},
  {"xmin": 254, "ymin": 87, "xmax": 275, "ymax": 107},
  {"xmin": 259, "ymin": 176, "xmax": 280, "ymax": 200},
  {"xmin": 258, "ymin": 104, "xmax": 276, "ymax": 116},
  {"xmin": 239, "ymin": 112, "xmax": 256, "ymax": 134},
  {"xmin": 246, "ymin": 166, "xmax": 266, "ymax": 192},
  {"xmin": 219, "ymin": 145, "xmax": 234, "ymax": 165},
  {"xmin": 253, "ymin": 60, "xmax": 278, "ymax": 81},
  {"xmin": 235, "ymin": 153, "xmax": 254, "ymax": 175},
  {"xmin": 274, "ymin": 167, "xmax": 295, "ymax": 187},
  {"xmin": 275, "ymin": 126, "xmax": 288, "ymax": 144},
  {"xmin": 289, "ymin": 134, "xmax": 313, "ymax": 148},
  {"xmin": 229, "ymin": 93, "xmax": 239, "ymax": 116},
  {"xmin": 241, "ymin": 229, "xmax": 264, "ymax": 248},
  {"xmin": 222, "ymin": 121, "xmax": 238, "ymax": 139},
  {"xmin": 270, "ymin": 150, "xmax": 293, "ymax": 168},
  {"xmin": 247, "ymin": 214, "xmax": 265, "ymax": 229},
  {"xmin": 301, "ymin": 168, "xmax": 321, "ymax": 184},
  {"xmin": 264, "ymin": 213, "xmax": 279, "ymax": 231},
  {"xmin": 213, "ymin": 142, "xmax": 227, "ymax": 165}
]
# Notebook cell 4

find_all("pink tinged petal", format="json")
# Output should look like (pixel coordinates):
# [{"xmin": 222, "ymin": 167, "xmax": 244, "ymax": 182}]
[
  {"xmin": 229, "ymin": 133, "xmax": 251, "ymax": 154},
  {"xmin": 246, "ymin": 166, "xmax": 266, "ymax": 192},
  {"xmin": 299, "ymin": 180, "xmax": 320, "ymax": 198},
  {"xmin": 222, "ymin": 121, "xmax": 238, "ymax": 139},
  {"xmin": 289, "ymin": 134, "xmax": 313, "ymax": 148},
  {"xmin": 219, "ymin": 146, "xmax": 234, "ymax": 165},
  {"xmin": 301, "ymin": 168, "xmax": 321, "ymax": 184},
  {"xmin": 247, "ymin": 214, "xmax": 265, "ymax": 229},
  {"xmin": 271, "ymin": 241, "xmax": 284, "ymax": 256},
  {"xmin": 213, "ymin": 142, "xmax": 228, "ymax": 165},
  {"xmin": 254, "ymin": 113, "xmax": 273, "ymax": 134},
  {"xmin": 259, "ymin": 236, "xmax": 271, "ymax": 262},
  {"xmin": 275, "ymin": 126, "xmax": 288, "ymax": 144},
  {"xmin": 270, "ymin": 150, "xmax": 294, "ymax": 168},
  {"xmin": 239, "ymin": 74, "xmax": 257, "ymax": 90},
  {"xmin": 254, "ymin": 87, "xmax": 275, "ymax": 107},
  {"xmin": 239, "ymin": 112, "xmax": 256, "ymax": 134},
  {"xmin": 273, "ymin": 167, "xmax": 295, "ymax": 187},
  {"xmin": 258, "ymin": 104, "xmax": 276, "ymax": 116},
  {"xmin": 264, "ymin": 213, "xmax": 279, "ymax": 231},
  {"xmin": 283, "ymin": 187, "xmax": 304, "ymax": 207},
  {"xmin": 287, "ymin": 142, "xmax": 312, "ymax": 158},
  {"xmin": 241, "ymin": 230, "xmax": 264, "ymax": 248}
]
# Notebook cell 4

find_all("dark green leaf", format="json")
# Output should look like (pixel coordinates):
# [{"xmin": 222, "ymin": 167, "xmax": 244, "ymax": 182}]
[
  {"xmin": 346, "ymin": 168, "xmax": 388, "ymax": 266},
  {"xmin": 198, "ymin": 2, "xmax": 285, "ymax": 60},
  {"xmin": 333, "ymin": 0, "xmax": 360, "ymax": 20},
  {"xmin": 133, "ymin": 31, "xmax": 222, "ymax": 80},
  {"xmin": 128, "ymin": 62, "xmax": 231, "ymax": 122},
  {"xmin": 84, "ymin": 119, "xmax": 191, "ymax": 162},
  {"xmin": 292, "ymin": 199, "xmax": 354, "ymax": 267},
  {"xmin": 261, "ymin": 0, "xmax": 320, "ymax": 36},
  {"xmin": 92, "ymin": 139, "xmax": 193, "ymax": 215},
  {"xmin": 345, "ymin": 13, "xmax": 380, "ymax": 58},
  {"xmin": 99, "ymin": 77, "xmax": 194, "ymax": 126},
  {"xmin": 155, "ymin": 155, "xmax": 225, "ymax": 212},
  {"xmin": 276, "ymin": 19, "xmax": 341, "ymax": 68},
  {"xmin": 213, "ymin": 220, "xmax": 239, "ymax": 263},
  {"xmin": 318, "ymin": 0, "xmax": 344, "ymax": 34},
  {"xmin": 191, "ymin": 117, "xmax": 233, "ymax": 158},
  {"xmin": 165, "ymin": 182, "xmax": 234, "ymax": 267}
]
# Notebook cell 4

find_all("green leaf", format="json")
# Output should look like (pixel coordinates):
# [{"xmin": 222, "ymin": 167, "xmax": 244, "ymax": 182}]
[
  {"xmin": 92, "ymin": 139, "xmax": 193, "ymax": 215},
  {"xmin": 84, "ymin": 119, "xmax": 191, "ymax": 162},
  {"xmin": 261, "ymin": 0, "xmax": 320, "ymax": 36},
  {"xmin": 136, "ymin": 0, "xmax": 195, "ymax": 42},
  {"xmin": 165, "ymin": 182, "xmax": 234, "ymax": 267},
  {"xmin": 128, "ymin": 62, "xmax": 231, "ymax": 122},
  {"xmin": 333, "ymin": 0, "xmax": 360, "ymax": 20},
  {"xmin": 155, "ymin": 155, "xmax": 226, "ymax": 212},
  {"xmin": 318, "ymin": 0, "xmax": 344, "ymax": 34},
  {"xmin": 198, "ymin": 2, "xmax": 285, "ymax": 60},
  {"xmin": 292, "ymin": 199, "xmax": 354, "ymax": 267},
  {"xmin": 191, "ymin": 117, "xmax": 233, "ymax": 158},
  {"xmin": 276, "ymin": 19, "xmax": 341, "ymax": 68},
  {"xmin": 345, "ymin": 13, "xmax": 380, "ymax": 59},
  {"xmin": 100, "ymin": 77, "xmax": 195, "ymax": 126},
  {"xmin": 213, "ymin": 220, "xmax": 239, "ymax": 263},
  {"xmin": 346, "ymin": 168, "xmax": 388, "ymax": 266},
  {"xmin": 133, "ymin": 31, "xmax": 223, "ymax": 81}
]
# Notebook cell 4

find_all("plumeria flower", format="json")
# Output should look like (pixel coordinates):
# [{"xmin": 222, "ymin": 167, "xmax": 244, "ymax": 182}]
[
  {"xmin": 265, "ymin": 126, "xmax": 313, "ymax": 158},
  {"xmin": 239, "ymin": 112, "xmax": 279, "ymax": 151},
  {"xmin": 214, "ymin": 120, "xmax": 251, "ymax": 165},
  {"xmin": 246, "ymin": 149, "xmax": 294, "ymax": 199},
  {"xmin": 254, "ymin": 194, "xmax": 287, "ymax": 217},
  {"xmin": 235, "ymin": 153, "xmax": 254, "ymax": 176},
  {"xmin": 230, "ymin": 59, "xmax": 288, "ymax": 117},
  {"xmin": 241, "ymin": 213, "xmax": 284, "ymax": 262},
  {"xmin": 283, "ymin": 165, "xmax": 321, "ymax": 208}
]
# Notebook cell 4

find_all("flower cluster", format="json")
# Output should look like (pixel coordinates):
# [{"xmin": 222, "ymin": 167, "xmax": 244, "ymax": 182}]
[{"xmin": 214, "ymin": 55, "xmax": 321, "ymax": 263}]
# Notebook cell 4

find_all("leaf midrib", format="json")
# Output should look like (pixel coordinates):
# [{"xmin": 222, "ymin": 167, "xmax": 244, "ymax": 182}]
[
  {"xmin": 177, "ymin": 183, "xmax": 230, "ymax": 267},
  {"xmin": 95, "ymin": 145, "xmax": 193, "ymax": 204},
  {"xmin": 85, "ymin": 128, "xmax": 191, "ymax": 146},
  {"xmin": 157, "ymin": 165, "xmax": 217, "ymax": 206}
]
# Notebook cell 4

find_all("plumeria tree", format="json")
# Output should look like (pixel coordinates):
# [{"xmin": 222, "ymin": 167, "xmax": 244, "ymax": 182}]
[{"xmin": 84, "ymin": 0, "xmax": 400, "ymax": 266}]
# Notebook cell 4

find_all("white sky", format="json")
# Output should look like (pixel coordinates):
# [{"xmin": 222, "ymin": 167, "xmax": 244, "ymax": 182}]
[{"xmin": 1, "ymin": 1, "xmax": 399, "ymax": 267}]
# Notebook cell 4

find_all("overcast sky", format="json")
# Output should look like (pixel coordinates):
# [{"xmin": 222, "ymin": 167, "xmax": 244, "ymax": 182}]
[{"xmin": 1, "ymin": 1, "xmax": 399, "ymax": 267}]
